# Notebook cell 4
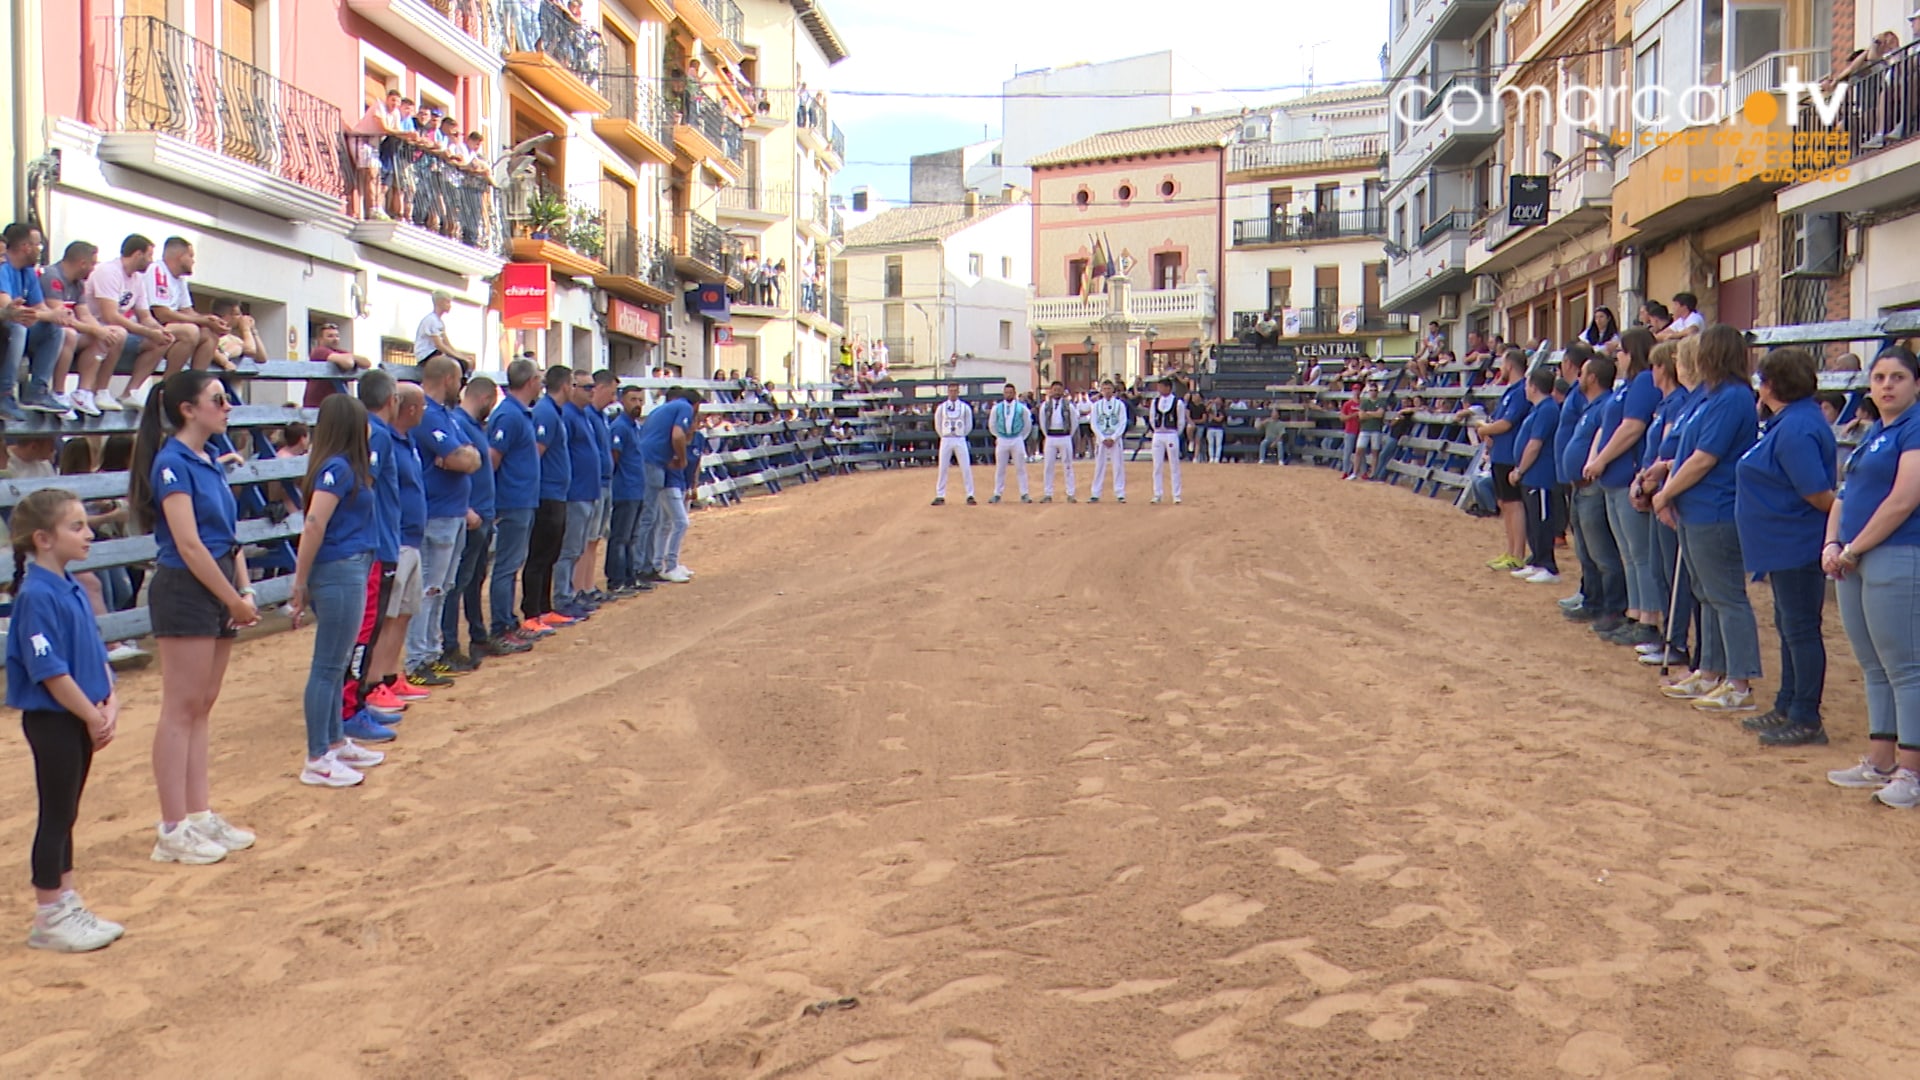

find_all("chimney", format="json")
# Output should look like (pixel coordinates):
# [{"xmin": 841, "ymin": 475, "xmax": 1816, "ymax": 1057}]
[
  {"xmin": 964, "ymin": 190, "xmax": 978, "ymax": 216},
  {"xmin": 852, "ymin": 186, "xmax": 869, "ymax": 212}
]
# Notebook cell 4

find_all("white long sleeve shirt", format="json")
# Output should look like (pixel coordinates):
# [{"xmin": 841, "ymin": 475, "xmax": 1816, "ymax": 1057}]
[
  {"xmin": 935, "ymin": 399, "xmax": 974, "ymax": 438},
  {"xmin": 1090, "ymin": 397, "xmax": 1128, "ymax": 440}
]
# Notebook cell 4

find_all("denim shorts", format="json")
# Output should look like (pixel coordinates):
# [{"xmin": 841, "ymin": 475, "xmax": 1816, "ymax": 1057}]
[
  {"xmin": 148, "ymin": 555, "xmax": 239, "ymax": 639},
  {"xmin": 591, "ymin": 491, "xmax": 612, "ymax": 540}
]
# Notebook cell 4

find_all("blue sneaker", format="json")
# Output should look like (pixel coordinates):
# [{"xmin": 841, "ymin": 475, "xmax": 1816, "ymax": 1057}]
[
  {"xmin": 560, "ymin": 602, "xmax": 594, "ymax": 620},
  {"xmin": 343, "ymin": 709, "xmax": 397, "ymax": 742}
]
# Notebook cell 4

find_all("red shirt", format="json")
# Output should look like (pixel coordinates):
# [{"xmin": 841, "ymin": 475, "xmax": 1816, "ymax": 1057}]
[
  {"xmin": 304, "ymin": 345, "xmax": 352, "ymax": 408},
  {"xmin": 1341, "ymin": 398, "xmax": 1362, "ymax": 435}
]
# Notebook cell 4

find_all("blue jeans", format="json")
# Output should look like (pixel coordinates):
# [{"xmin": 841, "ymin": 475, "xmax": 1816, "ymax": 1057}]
[
  {"xmin": 303, "ymin": 554, "xmax": 372, "ymax": 759},
  {"xmin": 1337, "ymin": 431, "xmax": 1355, "ymax": 474},
  {"xmin": 635, "ymin": 462, "xmax": 668, "ymax": 576},
  {"xmin": 1837, "ymin": 545, "xmax": 1920, "ymax": 747},
  {"xmin": 1768, "ymin": 563, "xmax": 1827, "ymax": 727},
  {"xmin": 1, "ymin": 321, "xmax": 61, "ymax": 400},
  {"xmin": 489, "ymin": 506, "xmax": 535, "ymax": 637},
  {"xmin": 606, "ymin": 498, "xmax": 643, "ymax": 586},
  {"xmin": 653, "ymin": 486, "xmax": 690, "ymax": 570},
  {"xmin": 1650, "ymin": 519, "xmax": 1693, "ymax": 654},
  {"xmin": 1205, "ymin": 427, "xmax": 1224, "ymax": 462},
  {"xmin": 1679, "ymin": 519, "xmax": 1761, "ymax": 680},
  {"xmin": 406, "ymin": 516, "xmax": 465, "ymax": 669},
  {"xmin": 554, "ymin": 500, "xmax": 593, "ymax": 605},
  {"xmin": 1604, "ymin": 486, "xmax": 1656, "ymax": 613},
  {"xmin": 1371, "ymin": 435, "xmax": 1400, "ymax": 479},
  {"xmin": 444, "ymin": 518, "xmax": 491, "ymax": 652},
  {"xmin": 1572, "ymin": 488, "xmax": 1626, "ymax": 616}
]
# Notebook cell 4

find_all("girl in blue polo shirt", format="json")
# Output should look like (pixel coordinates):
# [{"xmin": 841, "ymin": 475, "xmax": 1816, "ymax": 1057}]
[
  {"xmin": 126, "ymin": 370, "xmax": 258, "ymax": 867},
  {"xmin": 1630, "ymin": 342, "xmax": 1698, "ymax": 669},
  {"xmin": 1825, "ymin": 346, "xmax": 1920, "ymax": 808},
  {"xmin": 8, "ymin": 489, "xmax": 122, "ymax": 952},
  {"xmin": 1652, "ymin": 325, "xmax": 1761, "ymax": 714},
  {"xmin": 288, "ymin": 395, "xmax": 388, "ymax": 789},
  {"xmin": 1736, "ymin": 348, "xmax": 1837, "ymax": 747}
]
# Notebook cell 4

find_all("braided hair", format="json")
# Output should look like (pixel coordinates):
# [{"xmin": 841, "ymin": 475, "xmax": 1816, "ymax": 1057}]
[{"xmin": 9, "ymin": 488, "xmax": 82, "ymax": 594}]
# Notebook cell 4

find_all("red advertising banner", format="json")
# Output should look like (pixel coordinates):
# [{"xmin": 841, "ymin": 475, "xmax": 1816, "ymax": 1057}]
[
  {"xmin": 500, "ymin": 264, "xmax": 550, "ymax": 330},
  {"xmin": 714, "ymin": 325, "xmax": 734, "ymax": 346},
  {"xmin": 609, "ymin": 298, "xmax": 661, "ymax": 342}
]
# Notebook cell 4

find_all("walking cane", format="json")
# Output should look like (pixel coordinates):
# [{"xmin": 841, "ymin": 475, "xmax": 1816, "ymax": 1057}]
[{"xmin": 1661, "ymin": 519, "xmax": 1687, "ymax": 680}]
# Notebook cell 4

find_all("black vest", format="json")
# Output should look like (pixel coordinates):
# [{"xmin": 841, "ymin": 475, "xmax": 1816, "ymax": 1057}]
[{"xmin": 1152, "ymin": 399, "xmax": 1181, "ymax": 431}]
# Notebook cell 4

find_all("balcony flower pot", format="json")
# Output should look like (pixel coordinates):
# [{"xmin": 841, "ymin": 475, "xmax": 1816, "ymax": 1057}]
[{"xmin": 524, "ymin": 189, "xmax": 569, "ymax": 242}]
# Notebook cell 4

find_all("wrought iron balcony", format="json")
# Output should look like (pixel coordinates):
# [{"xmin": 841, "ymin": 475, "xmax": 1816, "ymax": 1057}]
[
  {"xmin": 98, "ymin": 16, "xmax": 345, "ymax": 218},
  {"xmin": 595, "ymin": 69, "xmax": 675, "ymax": 164},
  {"xmin": 345, "ymin": 0, "xmax": 500, "ymax": 78},
  {"xmin": 676, "ymin": 90, "xmax": 745, "ymax": 174},
  {"xmin": 830, "ymin": 207, "xmax": 845, "ymax": 243},
  {"xmin": 504, "ymin": 175, "xmax": 608, "ymax": 275},
  {"xmin": 677, "ymin": 212, "xmax": 740, "ymax": 281},
  {"xmin": 717, "ymin": 185, "xmax": 793, "ymax": 217},
  {"xmin": 829, "ymin": 123, "xmax": 847, "ymax": 164},
  {"xmin": 595, "ymin": 226, "xmax": 677, "ymax": 303},
  {"xmin": 1232, "ymin": 207, "xmax": 1386, "ymax": 245},
  {"xmin": 498, "ymin": 0, "xmax": 608, "ymax": 113},
  {"xmin": 1418, "ymin": 210, "xmax": 1475, "ymax": 247}
]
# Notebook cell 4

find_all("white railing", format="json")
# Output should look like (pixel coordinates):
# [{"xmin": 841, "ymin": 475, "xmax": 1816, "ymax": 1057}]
[
  {"xmin": 1230, "ymin": 132, "xmax": 1386, "ymax": 173},
  {"xmin": 1030, "ymin": 293, "xmax": 1112, "ymax": 324},
  {"xmin": 1732, "ymin": 48, "xmax": 1830, "ymax": 108},
  {"xmin": 1131, "ymin": 284, "xmax": 1216, "ymax": 321},
  {"xmin": 1028, "ymin": 283, "xmax": 1215, "ymax": 327}
]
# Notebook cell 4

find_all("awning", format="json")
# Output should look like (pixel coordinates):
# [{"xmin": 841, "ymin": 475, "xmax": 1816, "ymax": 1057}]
[{"xmin": 685, "ymin": 283, "xmax": 731, "ymax": 323}]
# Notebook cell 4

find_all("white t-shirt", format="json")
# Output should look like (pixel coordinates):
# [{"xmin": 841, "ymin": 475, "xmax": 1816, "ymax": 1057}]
[
  {"xmin": 415, "ymin": 311, "xmax": 448, "ymax": 359},
  {"xmin": 87, "ymin": 259, "xmax": 150, "ymax": 319},
  {"xmin": 141, "ymin": 263, "xmax": 192, "ymax": 313},
  {"xmin": 1671, "ymin": 310, "xmax": 1705, "ymax": 336}
]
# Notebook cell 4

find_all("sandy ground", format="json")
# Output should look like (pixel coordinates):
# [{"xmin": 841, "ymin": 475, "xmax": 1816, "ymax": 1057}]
[{"xmin": 2, "ymin": 462, "xmax": 1920, "ymax": 1079}]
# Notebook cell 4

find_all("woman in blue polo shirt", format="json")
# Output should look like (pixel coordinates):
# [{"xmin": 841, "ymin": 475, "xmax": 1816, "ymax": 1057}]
[
  {"xmin": 126, "ymin": 370, "xmax": 258, "ymax": 866},
  {"xmin": 1824, "ymin": 345, "xmax": 1920, "ymax": 808},
  {"xmin": 1651, "ymin": 325, "xmax": 1762, "ymax": 714},
  {"xmin": 1735, "ymin": 348, "xmax": 1837, "ymax": 747},
  {"xmin": 1585, "ymin": 327, "xmax": 1661, "ymax": 643},
  {"xmin": 1630, "ymin": 341, "xmax": 1699, "ymax": 669},
  {"xmin": 288, "ymin": 395, "xmax": 388, "ymax": 788}
]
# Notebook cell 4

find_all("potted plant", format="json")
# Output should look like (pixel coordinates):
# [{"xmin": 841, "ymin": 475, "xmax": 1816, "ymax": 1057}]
[
  {"xmin": 525, "ymin": 189, "xmax": 567, "ymax": 240},
  {"xmin": 570, "ymin": 220, "xmax": 605, "ymax": 261}
]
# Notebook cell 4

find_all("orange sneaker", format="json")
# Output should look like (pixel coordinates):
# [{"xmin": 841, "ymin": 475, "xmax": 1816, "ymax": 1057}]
[
  {"xmin": 391, "ymin": 675, "xmax": 431, "ymax": 701},
  {"xmin": 519, "ymin": 619, "xmax": 555, "ymax": 638},
  {"xmin": 538, "ymin": 611, "xmax": 576, "ymax": 628},
  {"xmin": 365, "ymin": 684, "xmax": 408, "ymax": 713}
]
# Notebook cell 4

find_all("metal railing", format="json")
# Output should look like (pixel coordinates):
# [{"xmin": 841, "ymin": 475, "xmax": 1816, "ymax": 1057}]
[
  {"xmin": 878, "ymin": 338, "xmax": 915, "ymax": 365},
  {"xmin": 830, "ymin": 208, "xmax": 845, "ymax": 242},
  {"xmin": 830, "ymin": 293, "xmax": 847, "ymax": 328},
  {"xmin": 1232, "ymin": 207, "xmax": 1386, "ymax": 245},
  {"xmin": 1229, "ymin": 133, "xmax": 1386, "ymax": 173},
  {"xmin": 424, "ymin": 0, "xmax": 497, "ymax": 46},
  {"xmin": 602, "ymin": 67, "xmax": 673, "ymax": 144},
  {"xmin": 604, "ymin": 226, "xmax": 675, "ymax": 291},
  {"xmin": 718, "ymin": 185, "xmax": 793, "ymax": 215},
  {"xmin": 714, "ymin": 0, "xmax": 746, "ymax": 49},
  {"xmin": 1419, "ymin": 74, "xmax": 1490, "ymax": 121},
  {"xmin": 829, "ymin": 123, "xmax": 847, "ymax": 162},
  {"xmin": 1234, "ymin": 308, "xmax": 1412, "ymax": 335},
  {"xmin": 679, "ymin": 90, "xmax": 744, "ymax": 167},
  {"xmin": 1793, "ymin": 40, "xmax": 1913, "ymax": 164},
  {"xmin": 369, "ymin": 138, "xmax": 500, "ymax": 250},
  {"xmin": 1732, "ymin": 48, "xmax": 1830, "ymax": 110},
  {"xmin": 107, "ymin": 16, "xmax": 346, "ymax": 200},
  {"xmin": 685, "ymin": 213, "xmax": 739, "ymax": 274},
  {"xmin": 498, "ymin": 0, "xmax": 602, "ymax": 83},
  {"xmin": 809, "ymin": 191, "xmax": 829, "ymax": 228},
  {"xmin": 1418, "ymin": 210, "xmax": 1475, "ymax": 247},
  {"xmin": 505, "ymin": 175, "xmax": 606, "ymax": 263}
]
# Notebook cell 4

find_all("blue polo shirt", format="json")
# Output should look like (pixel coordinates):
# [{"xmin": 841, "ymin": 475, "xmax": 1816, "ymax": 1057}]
[
  {"xmin": 1839, "ymin": 407, "xmax": 1920, "ymax": 548},
  {"xmin": 488, "ymin": 394, "xmax": 539, "ymax": 512},
  {"xmin": 150, "ymin": 436, "xmax": 239, "ymax": 569},
  {"xmin": 1517, "ymin": 396, "xmax": 1560, "ymax": 489},
  {"xmin": 1735, "ymin": 398, "xmax": 1836, "ymax": 574},
  {"xmin": 1488, "ymin": 382, "xmax": 1531, "ymax": 465},
  {"xmin": 1551, "ymin": 387, "xmax": 1587, "ymax": 481},
  {"xmin": 563, "ymin": 402, "xmax": 602, "ymax": 503},
  {"xmin": 395, "ymin": 433, "xmax": 426, "ymax": 548},
  {"xmin": 6, "ymin": 563, "xmax": 113, "ymax": 712},
  {"xmin": 1671, "ymin": 380, "xmax": 1758, "ymax": 524},
  {"xmin": 308, "ymin": 454, "xmax": 377, "ymax": 564},
  {"xmin": 1595, "ymin": 370, "xmax": 1660, "ymax": 487},
  {"xmin": 457, "ymin": 407, "xmax": 495, "ymax": 521},
  {"xmin": 610, "ymin": 412, "xmax": 645, "ymax": 500},
  {"xmin": 415, "ymin": 398, "xmax": 473, "ymax": 520},
  {"xmin": 638, "ymin": 399, "xmax": 696, "ymax": 465},
  {"xmin": 1657, "ymin": 386, "xmax": 1702, "ymax": 461},
  {"xmin": 1562, "ymin": 390, "xmax": 1609, "ymax": 484},
  {"xmin": 667, "ymin": 431, "xmax": 707, "ymax": 490},
  {"xmin": 591, "ymin": 407, "xmax": 614, "ymax": 488},
  {"xmin": 367, "ymin": 416, "xmax": 402, "ymax": 563},
  {"xmin": 533, "ymin": 394, "xmax": 571, "ymax": 502},
  {"xmin": 0, "ymin": 259, "xmax": 45, "ymax": 307}
]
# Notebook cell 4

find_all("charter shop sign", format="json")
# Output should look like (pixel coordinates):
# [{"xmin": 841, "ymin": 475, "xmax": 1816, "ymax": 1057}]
[{"xmin": 500, "ymin": 264, "xmax": 550, "ymax": 330}]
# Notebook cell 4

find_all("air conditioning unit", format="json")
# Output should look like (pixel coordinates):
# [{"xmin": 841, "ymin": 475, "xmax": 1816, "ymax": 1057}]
[
  {"xmin": 1240, "ymin": 116, "xmax": 1272, "ymax": 142},
  {"xmin": 1785, "ymin": 213, "xmax": 1843, "ymax": 278},
  {"xmin": 1437, "ymin": 293, "xmax": 1461, "ymax": 320},
  {"xmin": 1472, "ymin": 274, "xmax": 1499, "ymax": 306}
]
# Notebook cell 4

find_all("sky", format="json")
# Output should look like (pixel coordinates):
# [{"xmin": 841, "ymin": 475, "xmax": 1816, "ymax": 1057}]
[{"xmin": 815, "ymin": 0, "xmax": 1391, "ymax": 208}]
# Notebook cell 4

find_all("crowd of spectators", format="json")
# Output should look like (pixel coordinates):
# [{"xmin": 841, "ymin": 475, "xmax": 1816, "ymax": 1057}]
[{"xmin": 346, "ymin": 90, "xmax": 493, "ymax": 247}]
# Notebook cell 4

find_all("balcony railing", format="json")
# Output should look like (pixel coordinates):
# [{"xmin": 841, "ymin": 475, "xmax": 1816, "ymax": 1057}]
[
  {"xmin": 505, "ymin": 175, "xmax": 606, "ymax": 263},
  {"xmin": 1232, "ymin": 207, "xmax": 1386, "ymax": 245},
  {"xmin": 829, "ymin": 123, "xmax": 847, "ymax": 162},
  {"xmin": 499, "ymin": 0, "xmax": 602, "ymax": 83},
  {"xmin": 424, "ymin": 0, "xmax": 496, "ymax": 45},
  {"xmin": 375, "ymin": 138, "xmax": 500, "ymax": 250},
  {"xmin": 718, "ymin": 185, "xmax": 793, "ymax": 215},
  {"xmin": 1419, "ymin": 74, "xmax": 1490, "ymax": 121},
  {"xmin": 1418, "ymin": 210, "xmax": 1475, "ymax": 247},
  {"xmin": 878, "ymin": 338, "xmax": 915, "ymax": 365},
  {"xmin": 712, "ymin": 0, "xmax": 746, "ymax": 49},
  {"xmin": 830, "ymin": 207, "xmax": 845, "ymax": 242},
  {"xmin": 686, "ymin": 213, "xmax": 739, "ymax": 274},
  {"xmin": 604, "ymin": 226, "xmax": 676, "ymax": 292},
  {"xmin": 107, "ymin": 16, "xmax": 345, "ymax": 200},
  {"xmin": 1793, "ymin": 41, "xmax": 1912, "ymax": 164},
  {"xmin": 797, "ymin": 95, "xmax": 844, "ymax": 160},
  {"xmin": 1234, "ymin": 308, "xmax": 1412, "ymax": 335},
  {"xmin": 1229, "ymin": 133, "xmax": 1386, "ymax": 173},
  {"xmin": 602, "ymin": 68, "xmax": 673, "ymax": 144},
  {"xmin": 679, "ymin": 89, "xmax": 744, "ymax": 167},
  {"xmin": 808, "ymin": 191, "xmax": 829, "ymax": 229},
  {"xmin": 830, "ymin": 294, "xmax": 847, "ymax": 329},
  {"xmin": 1733, "ymin": 48, "xmax": 1830, "ymax": 112}
]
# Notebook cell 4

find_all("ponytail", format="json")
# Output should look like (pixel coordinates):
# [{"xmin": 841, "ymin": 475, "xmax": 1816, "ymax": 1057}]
[
  {"xmin": 11, "ymin": 548, "xmax": 25, "ymax": 596},
  {"xmin": 8, "ymin": 488, "xmax": 82, "ymax": 593},
  {"xmin": 126, "ymin": 370, "xmax": 218, "ymax": 535}
]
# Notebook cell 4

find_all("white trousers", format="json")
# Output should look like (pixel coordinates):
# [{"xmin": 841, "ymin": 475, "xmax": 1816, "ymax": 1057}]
[
  {"xmin": 993, "ymin": 438, "xmax": 1030, "ymax": 497},
  {"xmin": 1040, "ymin": 435, "xmax": 1076, "ymax": 498},
  {"xmin": 935, "ymin": 436, "xmax": 974, "ymax": 498},
  {"xmin": 1151, "ymin": 431, "xmax": 1182, "ymax": 499},
  {"xmin": 1091, "ymin": 437, "xmax": 1126, "ymax": 498}
]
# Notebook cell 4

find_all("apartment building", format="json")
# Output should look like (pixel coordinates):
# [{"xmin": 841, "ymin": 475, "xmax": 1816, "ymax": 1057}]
[{"xmin": 1223, "ymin": 86, "xmax": 1414, "ymax": 367}]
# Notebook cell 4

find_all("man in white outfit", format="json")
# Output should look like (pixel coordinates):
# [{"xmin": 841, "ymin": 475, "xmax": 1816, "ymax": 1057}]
[
  {"xmin": 988, "ymin": 382, "xmax": 1034, "ymax": 504},
  {"xmin": 1148, "ymin": 376, "xmax": 1188, "ymax": 504},
  {"xmin": 1088, "ymin": 378, "xmax": 1129, "ymax": 503},
  {"xmin": 1036, "ymin": 380, "xmax": 1079, "ymax": 503},
  {"xmin": 931, "ymin": 382, "xmax": 977, "ymax": 506}
]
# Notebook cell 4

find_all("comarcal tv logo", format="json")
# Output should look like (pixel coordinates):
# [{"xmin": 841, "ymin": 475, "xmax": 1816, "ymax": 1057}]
[{"xmin": 1392, "ymin": 71, "xmax": 1854, "ymax": 183}]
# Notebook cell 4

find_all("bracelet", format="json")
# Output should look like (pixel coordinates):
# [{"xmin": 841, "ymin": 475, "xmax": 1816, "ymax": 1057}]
[
  {"xmin": 1824, "ymin": 541, "xmax": 1844, "ymax": 551},
  {"xmin": 239, "ymin": 587, "xmax": 257, "ymax": 598}
]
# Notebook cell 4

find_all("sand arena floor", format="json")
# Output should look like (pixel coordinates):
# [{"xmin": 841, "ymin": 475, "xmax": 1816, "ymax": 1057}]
[{"xmin": 2, "ymin": 463, "xmax": 1919, "ymax": 1078}]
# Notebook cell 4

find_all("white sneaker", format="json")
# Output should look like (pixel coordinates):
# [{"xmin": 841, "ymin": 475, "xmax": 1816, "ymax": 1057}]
[
  {"xmin": 1635, "ymin": 642, "xmax": 1667, "ymax": 655},
  {"xmin": 94, "ymin": 388, "xmax": 124, "ymax": 412},
  {"xmin": 333, "ymin": 740, "xmax": 385, "ymax": 769},
  {"xmin": 661, "ymin": 568, "xmax": 692, "ymax": 584},
  {"xmin": 1511, "ymin": 566, "xmax": 1539, "ymax": 578},
  {"xmin": 672, "ymin": 564, "xmax": 695, "ymax": 578},
  {"xmin": 51, "ymin": 391, "xmax": 74, "ymax": 412},
  {"xmin": 1173, "ymin": 497, "xmax": 1182, "ymax": 504},
  {"xmin": 1525, "ymin": 569, "xmax": 1561, "ymax": 584},
  {"xmin": 301, "ymin": 754, "xmax": 364, "ymax": 788},
  {"xmin": 1873, "ymin": 768, "xmax": 1920, "ymax": 809},
  {"xmin": 1691, "ymin": 682, "xmax": 1755, "ymax": 712},
  {"xmin": 150, "ymin": 822, "xmax": 227, "ymax": 864},
  {"xmin": 1660, "ymin": 672, "xmax": 1719, "ymax": 700},
  {"xmin": 187, "ymin": 811, "xmax": 256, "ymax": 851},
  {"xmin": 1828, "ymin": 758, "xmax": 1898, "ymax": 789},
  {"xmin": 1638, "ymin": 648, "xmax": 1689, "ymax": 666},
  {"xmin": 121, "ymin": 381, "xmax": 148, "ymax": 408},
  {"xmin": 26, "ymin": 895, "xmax": 118, "ymax": 953},
  {"xmin": 106, "ymin": 642, "xmax": 148, "ymax": 664},
  {"xmin": 70, "ymin": 389, "xmax": 102, "ymax": 417}
]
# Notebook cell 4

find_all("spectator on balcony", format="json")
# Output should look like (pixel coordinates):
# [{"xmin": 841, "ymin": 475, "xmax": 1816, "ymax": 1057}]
[
  {"xmin": 304, "ymin": 323, "xmax": 371, "ymax": 409},
  {"xmin": 768, "ymin": 260, "xmax": 786, "ymax": 307},
  {"xmin": 1657, "ymin": 292, "xmax": 1706, "ymax": 341},
  {"xmin": 1581, "ymin": 307, "xmax": 1622, "ymax": 353},
  {"xmin": 347, "ymin": 92, "xmax": 401, "ymax": 223},
  {"xmin": 0, "ymin": 223, "xmax": 79, "ymax": 420},
  {"xmin": 416, "ymin": 291, "xmax": 474, "ymax": 374},
  {"xmin": 143, "ymin": 239, "xmax": 225, "ymax": 377}
]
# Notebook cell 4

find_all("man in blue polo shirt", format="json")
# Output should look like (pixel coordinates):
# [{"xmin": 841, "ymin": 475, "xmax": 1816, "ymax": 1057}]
[
  {"xmin": 1, "ymin": 222, "xmax": 78, "ymax": 419},
  {"xmin": 374, "ymin": 384, "xmax": 431, "ymax": 696},
  {"xmin": 605, "ymin": 383, "xmax": 653, "ymax": 594},
  {"xmin": 487, "ymin": 359, "xmax": 545, "ymax": 647},
  {"xmin": 553, "ymin": 371, "xmax": 603, "ymax": 620},
  {"xmin": 634, "ymin": 386, "xmax": 699, "ymax": 584},
  {"xmin": 1552, "ymin": 344, "xmax": 1593, "ymax": 608},
  {"xmin": 1563, "ymin": 354, "xmax": 1625, "ymax": 625},
  {"xmin": 1509, "ymin": 365, "xmax": 1562, "ymax": 584},
  {"xmin": 522, "ymin": 364, "xmax": 575, "ymax": 629},
  {"xmin": 407, "ymin": 357, "xmax": 481, "ymax": 680},
  {"xmin": 449, "ymin": 375, "xmax": 522, "ymax": 661},
  {"xmin": 1464, "ymin": 348, "xmax": 1531, "ymax": 571},
  {"xmin": 578, "ymin": 368, "xmax": 619, "ymax": 604},
  {"xmin": 343, "ymin": 370, "xmax": 404, "ymax": 741}
]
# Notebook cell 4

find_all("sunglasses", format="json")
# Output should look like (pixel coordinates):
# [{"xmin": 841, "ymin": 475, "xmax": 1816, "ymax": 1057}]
[{"xmin": 202, "ymin": 392, "xmax": 231, "ymax": 409}]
